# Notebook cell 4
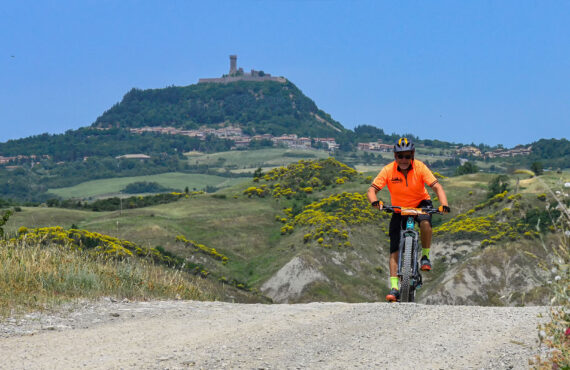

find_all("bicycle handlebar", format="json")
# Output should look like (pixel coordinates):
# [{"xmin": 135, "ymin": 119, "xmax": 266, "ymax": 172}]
[{"xmin": 381, "ymin": 205, "xmax": 442, "ymax": 215}]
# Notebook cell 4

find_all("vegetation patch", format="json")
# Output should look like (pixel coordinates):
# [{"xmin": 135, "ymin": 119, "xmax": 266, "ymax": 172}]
[
  {"xmin": 245, "ymin": 158, "xmax": 361, "ymax": 199},
  {"xmin": 433, "ymin": 190, "xmax": 563, "ymax": 246},
  {"xmin": 279, "ymin": 192, "xmax": 389, "ymax": 247},
  {"xmin": 175, "ymin": 235, "xmax": 229, "ymax": 264},
  {"xmin": 47, "ymin": 191, "xmax": 204, "ymax": 212},
  {"xmin": 15, "ymin": 226, "xmax": 210, "ymax": 276},
  {"xmin": 122, "ymin": 181, "xmax": 175, "ymax": 194},
  {"xmin": 0, "ymin": 238, "xmax": 213, "ymax": 316}
]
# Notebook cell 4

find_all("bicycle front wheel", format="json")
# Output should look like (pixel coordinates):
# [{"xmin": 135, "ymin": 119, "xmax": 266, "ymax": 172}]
[{"xmin": 400, "ymin": 235, "xmax": 414, "ymax": 302}]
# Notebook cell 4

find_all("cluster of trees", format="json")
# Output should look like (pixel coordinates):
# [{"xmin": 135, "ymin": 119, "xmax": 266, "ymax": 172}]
[
  {"xmin": 94, "ymin": 81, "xmax": 345, "ymax": 138},
  {"xmin": 0, "ymin": 128, "xmax": 233, "ymax": 162},
  {"xmin": 455, "ymin": 161, "xmax": 479, "ymax": 175},
  {"xmin": 522, "ymin": 138, "xmax": 569, "ymax": 169},
  {"xmin": 122, "ymin": 181, "xmax": 174, "ymax": 194},
  {"xmin": 46, "ymin": 192, "xmax": 189, "ymax": 212}
]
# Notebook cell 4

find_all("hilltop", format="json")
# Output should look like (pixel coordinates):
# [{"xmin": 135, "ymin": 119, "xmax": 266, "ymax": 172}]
[{"xmin": 93, "ymin": 79, "xmax": 345, "ymax": 138}]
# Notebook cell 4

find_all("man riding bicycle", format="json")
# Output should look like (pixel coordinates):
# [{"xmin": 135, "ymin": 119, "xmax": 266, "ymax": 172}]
[{"xmin": 367, "ymin": 138, "xmax": 450, "ymax": 302}]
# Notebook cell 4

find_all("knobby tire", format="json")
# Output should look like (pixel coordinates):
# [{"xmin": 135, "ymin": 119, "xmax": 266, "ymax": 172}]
[{"xmin": 400, "ymin": 236, "xmax": 414, "ymax": 302}]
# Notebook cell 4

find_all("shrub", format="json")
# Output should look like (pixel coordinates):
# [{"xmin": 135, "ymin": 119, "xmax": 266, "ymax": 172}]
[
  {"xmin": 122, "ymin": 181, "xmax": 173, "ymax": 194},
  {"xmin": 487, "ymin": 175, "xmax": 510, "ymax": 198},
  {"xmin": 279, "ymin": 192, "xmax": 387, "ymax": 248},
  {"xmin": 0, "ymin": 210, "xmax": 11, "ymax": 238}
]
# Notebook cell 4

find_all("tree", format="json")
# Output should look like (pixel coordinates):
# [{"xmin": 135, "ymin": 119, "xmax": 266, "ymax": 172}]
[
  {"xmin": 0, "ymin": 210, "xmax": 11, "ymax": 238},
  {"xmin": 530, "ymin": 161, "xmax": 544, "ymax": 176},
  {"xmin": 455, "ymin": 161, "xmax": 479, "ymax": 176},
  {"xmin": 487, "ymin": 175, "xmax": 510, "ymax": 198},
  {"xmin": 253, "ymin": 167, "xmax": 263, "ymax": 181}
]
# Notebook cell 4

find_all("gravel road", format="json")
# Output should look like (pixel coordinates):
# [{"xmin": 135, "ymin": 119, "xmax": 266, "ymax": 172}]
[{"xmin": 0, "ymin": 299, "xmax": 548, "ymax": 369}]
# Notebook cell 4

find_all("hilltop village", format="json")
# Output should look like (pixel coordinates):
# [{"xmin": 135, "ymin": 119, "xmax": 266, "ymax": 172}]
[
  {"xmin": 129, "ymin": 125, "xmax": 339, "ymax": 150},
  {"xmin": 129, "ymin": 125, "xmax": 532, "ymax": 158},
  {"xmin": 198, "ymin": 55, "xmax": 286, "ymax": 84},
  {"xmin": 0, "ymin": 126, "xmax": 533, "ymax": 168}
]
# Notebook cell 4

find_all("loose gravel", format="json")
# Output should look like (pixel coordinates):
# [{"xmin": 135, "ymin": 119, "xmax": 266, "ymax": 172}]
[{"xmin": 0, "ymin": 299, "xmax": 548, "ymax": 369}]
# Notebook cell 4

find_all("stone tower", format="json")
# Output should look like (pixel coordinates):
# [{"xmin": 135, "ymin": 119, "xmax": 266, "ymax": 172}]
[{"xmin": 229, "ymin": 55, "xmax": 237, "ymax": 75}]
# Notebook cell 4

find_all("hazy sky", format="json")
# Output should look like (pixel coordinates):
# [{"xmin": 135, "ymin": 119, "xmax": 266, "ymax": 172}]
[{"xmin": 2, "ymin": 1, "xmax": 569, "ymax": 147}]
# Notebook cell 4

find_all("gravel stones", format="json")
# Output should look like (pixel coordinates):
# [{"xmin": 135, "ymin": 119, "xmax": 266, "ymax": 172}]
[{"xmin": 0, "ymin": 299, "xmax": 549, "ymax": 369}]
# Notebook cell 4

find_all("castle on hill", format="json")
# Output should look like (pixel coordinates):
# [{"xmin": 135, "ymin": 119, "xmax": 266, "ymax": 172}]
[{"xmin": 198, "ymin": 55, "xmax": 286, "ymax": 84}]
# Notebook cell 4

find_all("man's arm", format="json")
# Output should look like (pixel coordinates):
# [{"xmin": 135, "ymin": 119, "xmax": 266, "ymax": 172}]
[
  {"xmin": 367, "ymin": 186, "xmax": 383, "ymax": 209},
  {"xmin": 430, "ymin": 182, "xmax": 449, "ymax": 211}
]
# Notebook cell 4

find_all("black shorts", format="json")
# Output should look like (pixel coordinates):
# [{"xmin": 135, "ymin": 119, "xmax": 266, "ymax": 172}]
[{"xmin": 388, "ymin": 199, "xmax": 433, "ymax": 254}]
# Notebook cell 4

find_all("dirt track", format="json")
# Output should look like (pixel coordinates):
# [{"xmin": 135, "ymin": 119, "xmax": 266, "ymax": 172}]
[{"xmin": 0, "ymin": 300, "xmax": 547, "ymax": 369}]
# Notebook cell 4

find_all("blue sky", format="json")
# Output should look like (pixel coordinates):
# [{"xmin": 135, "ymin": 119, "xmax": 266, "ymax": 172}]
[{"xmin": 1, "ymin": 1, "xmax": 569, "ymax": 147}]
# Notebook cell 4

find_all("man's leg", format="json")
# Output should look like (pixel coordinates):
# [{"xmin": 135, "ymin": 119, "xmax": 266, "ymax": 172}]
[
  {"xmin": 387, "ymin": 214, "xmax": 402, "ymax": 301},
  {"xmin": 419, "ymin": 219, "xmax": 432, "ymax": 270},
  {"xmin": 420, "ymin": 219, "xmax": 432, "ymax": 249},
  {"xmin": 389, "ymin": 250, "xmax": 399, "ymax": 281}
]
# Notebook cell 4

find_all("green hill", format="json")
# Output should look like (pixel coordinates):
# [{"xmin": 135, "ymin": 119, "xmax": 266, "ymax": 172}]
[
  {"xmin": 93, "ymin": 80, "xmax": 346, "ymax": 137},
  {"xmin": 5, "ymin": 158, "xmax": 569, "ymax": 306}
]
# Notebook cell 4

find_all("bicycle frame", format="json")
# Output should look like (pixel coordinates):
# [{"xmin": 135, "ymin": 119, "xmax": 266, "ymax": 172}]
[
  {"xmin": 397, "ymin": 213, "xmax": 422, "ymax": 299},
  {"xmin": 383, "ymin": 206, "xmax": 441, "ymax": 302}
]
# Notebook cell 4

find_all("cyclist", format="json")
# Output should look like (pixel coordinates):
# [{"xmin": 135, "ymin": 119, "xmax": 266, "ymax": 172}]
[{"xmin": 367, "ymin": 137, "xmax": 450, "ymax": 302}]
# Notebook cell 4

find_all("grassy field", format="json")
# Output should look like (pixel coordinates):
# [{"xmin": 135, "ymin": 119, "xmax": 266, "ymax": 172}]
[
  {"xmin": 185, "ymin": 148, "xmax": 329, "ymax": 169},
  {"xmin": 46, "ymin": 149, "xmax": 329, "ymax": 200},
  {"xmin": 47, "ymin": 172, "xmax": 248, "ymax": 199},
  {"xmin": 6, "ymin": 192, "xmax": 289, "ymax": 286}
]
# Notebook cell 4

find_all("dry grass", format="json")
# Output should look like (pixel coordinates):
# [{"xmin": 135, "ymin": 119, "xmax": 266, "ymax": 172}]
[
  {"xmin": 530, "ymin": 183, "xmax": 569, "ymax": 368},
  {"xmin": 0, "ymin": 238, "xmax": 213, "ymax": 317}
]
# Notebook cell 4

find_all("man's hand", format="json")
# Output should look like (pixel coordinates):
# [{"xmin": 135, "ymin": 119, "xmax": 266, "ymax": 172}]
[
  {"xmin": 371, "ymin": 200, "xmax": 383, "ymax": 210},
  {"xmin": 438, "ymin": 205, "xmax": 451, "ymax": 213}
]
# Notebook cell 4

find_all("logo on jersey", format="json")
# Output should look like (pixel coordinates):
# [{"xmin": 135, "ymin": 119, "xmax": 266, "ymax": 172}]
[{"xmin": 390, "ymin": 177, "xmax": 403, "ymax": 184}]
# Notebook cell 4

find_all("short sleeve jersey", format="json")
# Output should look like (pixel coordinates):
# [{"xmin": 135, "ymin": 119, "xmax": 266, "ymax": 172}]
[{"xmin": 371, "ymin": 159, "xmax": 438, "ymax": 207}]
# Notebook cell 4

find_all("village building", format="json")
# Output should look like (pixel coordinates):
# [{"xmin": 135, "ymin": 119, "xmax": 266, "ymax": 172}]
[
  {"xmin": 485, "ymin": 146, "xmax": 532, "ymax": 158},
  {"xmin": 357, "ymin": 141, "xmax": 393, "ymax": 152},
  {"xmin": 314, "ymin": 138, "xmax": 339, "ymax": 151},
  {"xmin": 456, "ymin": 146, "xmax": 483, "ymax": 157}
]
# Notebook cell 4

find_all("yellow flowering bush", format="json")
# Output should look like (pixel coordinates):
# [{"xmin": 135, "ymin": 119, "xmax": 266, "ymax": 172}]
[
  {"xmin": 258, "ymin": 158, "xmax": 360, "ymax": 198},
  {"xmin": 175, "ymin": 235, "xmax": 229, "ymax": 264},
  {"xmin": 281, "ymin": 192, "xmax": 388, "ymax": 247},
  {"xmin": 14, "ymin": 226, "xmax": 208, "ymax": 276},
  {"xmin": 434, "ymin": 191, "xmax": 552, "ymax": 244}
]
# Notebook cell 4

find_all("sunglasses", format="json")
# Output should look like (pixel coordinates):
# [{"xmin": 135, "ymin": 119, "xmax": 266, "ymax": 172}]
[{"xmin": 397, "ymin": 154, "xmax": 412, "ymax": 159}]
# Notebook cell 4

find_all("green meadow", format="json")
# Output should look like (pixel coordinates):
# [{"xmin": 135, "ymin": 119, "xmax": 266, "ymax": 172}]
[
  {"xmin": 47, "ymin": 172, "xmax": 248, "ymax": 199},
  {"xmin": 185, "ymin": 148, "xmax": 328, "ymax": 169}
]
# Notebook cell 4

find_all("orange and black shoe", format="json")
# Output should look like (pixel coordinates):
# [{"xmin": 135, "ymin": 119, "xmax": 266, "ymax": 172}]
[
  {"xmin": 386, "ymin": 288, "xmax": 400, "ymax": 302},
  {"xmin": 420, "ymin": 256, "xmax": 432, "ymax": 271}
]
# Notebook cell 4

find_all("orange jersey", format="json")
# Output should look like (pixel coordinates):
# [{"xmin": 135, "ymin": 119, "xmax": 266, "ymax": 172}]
[{"xmin": 371, "ymin": 159, "xmax": 438, "ymax": 207}]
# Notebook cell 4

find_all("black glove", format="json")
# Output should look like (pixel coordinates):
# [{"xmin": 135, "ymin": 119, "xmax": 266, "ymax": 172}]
[
  {"xmin": 439, "ymin": 205, "xmax": 451, "ymax": 213},
  {"xmin": 371, "ymin": 200, "xmax": 383, "ymax": 208}
]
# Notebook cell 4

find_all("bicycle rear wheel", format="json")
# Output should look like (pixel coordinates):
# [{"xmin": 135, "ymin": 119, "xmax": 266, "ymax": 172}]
[{"xmin": 400, "ymin": 236, "xmax": 414, "ymax": 302}]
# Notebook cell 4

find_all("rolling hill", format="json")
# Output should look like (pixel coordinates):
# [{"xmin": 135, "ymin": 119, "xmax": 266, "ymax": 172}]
[
  {"xmin": 5, "ymin": 158, "xmax": 569, "ymax": 306},
  {"xmin": 93, "ymin": 80, "xmax": 346, "ymax": 137}
]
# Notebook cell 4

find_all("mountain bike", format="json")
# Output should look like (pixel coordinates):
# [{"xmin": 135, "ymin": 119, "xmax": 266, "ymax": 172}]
[{"xmin": 382, "ymin": 206, "xmax": 442, "ymax": 303}]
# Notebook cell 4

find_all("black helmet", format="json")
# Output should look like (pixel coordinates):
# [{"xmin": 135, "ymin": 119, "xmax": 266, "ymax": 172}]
[{"xmin": 394, "ymin": 137, "xmax": 415, "ymax": 152}]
